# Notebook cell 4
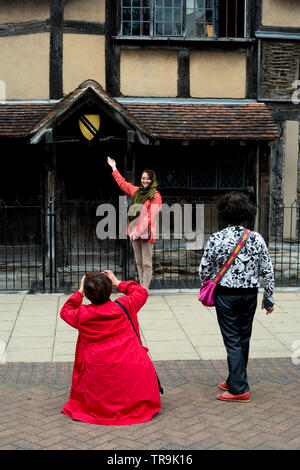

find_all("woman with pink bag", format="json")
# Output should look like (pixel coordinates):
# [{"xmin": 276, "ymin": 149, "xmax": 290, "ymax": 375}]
[{"xmin": 199, "ymin": 192, "xmax": 275, "ymax": 403}]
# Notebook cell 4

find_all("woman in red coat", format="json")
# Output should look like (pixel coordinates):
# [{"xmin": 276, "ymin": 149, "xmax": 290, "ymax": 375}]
[
  {"xmin": 107, "ymin": 156, "xmax": 162, "ymax": 290},
  {"xmin": 60, "ymin": 270, "xmax": 161, "ymax": 425}
]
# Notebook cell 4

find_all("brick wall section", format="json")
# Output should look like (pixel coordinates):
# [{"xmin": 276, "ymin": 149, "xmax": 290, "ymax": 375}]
[{"xmin": 260, "ymin": 41, "xmax": 300, "ymax": 100}]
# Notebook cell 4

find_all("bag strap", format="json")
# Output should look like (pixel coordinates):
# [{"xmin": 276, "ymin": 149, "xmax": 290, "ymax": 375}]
[
  {"xmin": 213, "ymin": 228, "xmax": 251, "ymax": 284},
  {"xmin": 115, "ymin": 300, "xmax": 142, "ymax": 345},
  {"xmin": 115, "ymin": 300, "xmax": 164, "ymax": 395}
]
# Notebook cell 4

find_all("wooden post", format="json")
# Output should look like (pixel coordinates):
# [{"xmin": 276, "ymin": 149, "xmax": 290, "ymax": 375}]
[
  {"xmin": 258, "ymin": 142, "xmax": 271, "ymax": 245},
  {"xmin": 44, "ymin": 130, "xmax": 56, "ymax": 207},
  {"xmin": 125, "ymin": 137, "xmax": 136, "ymax": 184},
  {"xmin": 44, "ymin": 130, "xmax": 56, "ymax": 281}
]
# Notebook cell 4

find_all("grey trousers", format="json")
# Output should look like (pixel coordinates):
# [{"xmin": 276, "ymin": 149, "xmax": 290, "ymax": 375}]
[{"xmin": 132, "ymin": 240, "xmax": 154, "ymax": 290}]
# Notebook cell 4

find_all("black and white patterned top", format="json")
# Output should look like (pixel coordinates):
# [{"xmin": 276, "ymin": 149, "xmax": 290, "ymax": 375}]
[{"xmin": 199, "ymin": 226, "xmax": 274, "ymax": 303}]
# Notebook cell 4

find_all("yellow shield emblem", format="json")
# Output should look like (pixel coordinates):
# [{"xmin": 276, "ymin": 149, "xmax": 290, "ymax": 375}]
[{"xmin": 79, "ymin": 114, "xmax": 101, "ymax": 141}]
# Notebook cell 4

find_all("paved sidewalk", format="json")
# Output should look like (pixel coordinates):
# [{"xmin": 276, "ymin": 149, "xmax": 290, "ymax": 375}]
[
  {"xmin": 1, "ymin": 289, "xmax": 300, "ymax": 450},
  {"xmin": 1, "ymin": 290, "xmax": 300, "ymax": 362},
  {"xmin": 1, "ymin": 359, "xmax": 300, "ymax": 450}
]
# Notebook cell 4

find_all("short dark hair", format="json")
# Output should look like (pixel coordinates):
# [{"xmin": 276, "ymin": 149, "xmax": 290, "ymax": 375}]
[
  {"xmin": 142, "ymin": 169, "xmax": 154, "ymax": 183},
  {"xmin": 216, "ymin": 191, "xmax": 256, "ymax": 225},
  {"xmin": 84, "ymin": 271, "xmax": 112, "ymax": 305}
]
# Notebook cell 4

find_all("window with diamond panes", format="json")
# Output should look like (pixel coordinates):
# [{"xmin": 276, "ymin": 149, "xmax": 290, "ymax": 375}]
[
  {"xmin": 191, "ymin": 156, "xmax": 218, "ymax": 189},
  {"xmin": 121, "ymin": 0, "xmax": 151, "ymax": 36},
  {"xmin": 162, "ymin": 165, "xmax": 189, "ymax": 188},
  {"xmin": 219, "ymin": 156, "xmax": 245, "ymax": 189},
  {"xmin": 186, "ymin": 0, "xmax": 216, "ymax": 38}
]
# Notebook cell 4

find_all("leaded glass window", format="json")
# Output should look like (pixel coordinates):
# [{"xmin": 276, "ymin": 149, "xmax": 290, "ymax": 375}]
[
  {"xmin": 186, "ymin": 0, "xmax": 216, "ymax": 38},
  {"xmin": 160, "ymin": 154, "xmax": 245, "ymax": 190},
  {"xmin": 162, "ymin": 166, "xmax": 189, "ymax": 188},
  {"xmin": 120, "ymin": 0, "xmax": 247, "ymax": 38},
  {"xmin": 155, "ymin": 0, "xmax": 183, "ymax": 37},
  {"xmin": 219, "ymin": 155, "xmax": 245, "ymax": 189},
  {"xmin": 191, "ymin": 156, "xmax": 218, "ymax": 188},
  {"xmin": 121, "ymin": 0, "xmax": 151, "ymax": 36}
]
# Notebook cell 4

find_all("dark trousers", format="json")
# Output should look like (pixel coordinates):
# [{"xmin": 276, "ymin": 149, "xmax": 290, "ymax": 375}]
[{"xmin": 214, "ymin": 286, "xmax": 258, "ymax": 395}]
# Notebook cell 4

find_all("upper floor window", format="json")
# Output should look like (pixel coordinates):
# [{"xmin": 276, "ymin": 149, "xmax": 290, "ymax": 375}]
[
  {"xmin": 186, "ymin": 0, "xmax": 216, "ymax": 38},
  {"xmin": 120, "ymin": 0, "xmax": 247, "ymax": 38},
  {"xmin": 121, "ymin": 0, "xmax": 151, "ymax": 36}
]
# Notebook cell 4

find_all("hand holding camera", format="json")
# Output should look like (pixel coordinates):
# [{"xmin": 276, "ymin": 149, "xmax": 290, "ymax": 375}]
[{"xmin": 102, "ymin": 270, "xmax": 120, "ymax": 288}]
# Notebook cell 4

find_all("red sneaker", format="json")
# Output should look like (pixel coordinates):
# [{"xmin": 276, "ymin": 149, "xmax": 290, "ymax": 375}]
[
  {"xmin": 216, "ymin": 391, "xmax": 250, "ymax": 402},
  {"xmin": 218, "ymin": 381, "xmax": 229, "ymax": 391}
]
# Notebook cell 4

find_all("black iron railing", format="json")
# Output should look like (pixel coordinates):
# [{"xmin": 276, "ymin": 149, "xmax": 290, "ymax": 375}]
[
  {"xmin": 1, "ymin": 200, "xmax": 300, "ymax": 292},
  {"xmin": 0, "ymin": 201, "xmax": 43, "ymax": 292},
  {"xmin": 270, "ymin": 201, "xmax": 300, "ymax": 287}
]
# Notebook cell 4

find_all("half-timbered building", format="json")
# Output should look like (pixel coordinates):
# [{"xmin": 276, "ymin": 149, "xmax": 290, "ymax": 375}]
[{"xmin": 0, "ymin": 1, "xmax": 299, "ymax": 291}]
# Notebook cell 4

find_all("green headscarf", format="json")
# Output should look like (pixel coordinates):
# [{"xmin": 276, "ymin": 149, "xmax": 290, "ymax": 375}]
[{"xmin": 128, "ymin": 171, "xmax": 158, "ymax": 224}]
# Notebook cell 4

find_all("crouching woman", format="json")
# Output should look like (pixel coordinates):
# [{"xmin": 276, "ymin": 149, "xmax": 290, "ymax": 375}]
[{"xmin": 60, "ymin": 270, "xmax": 161, "ymax": 425}]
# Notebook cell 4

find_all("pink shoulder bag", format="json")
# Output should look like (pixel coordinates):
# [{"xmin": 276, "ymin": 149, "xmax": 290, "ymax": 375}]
[{"xmin": 198, "ymin": 228, "xmax": 251, "ymax": 307}]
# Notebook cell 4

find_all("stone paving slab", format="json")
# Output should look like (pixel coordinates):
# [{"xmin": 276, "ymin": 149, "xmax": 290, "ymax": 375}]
[
  {"xmin": 0, "ymin": 359, "xmax": 300, "ymax": 450},
  {"xmin": 0, "ymin": 290, "xmax": 300, "ymax": 362}
]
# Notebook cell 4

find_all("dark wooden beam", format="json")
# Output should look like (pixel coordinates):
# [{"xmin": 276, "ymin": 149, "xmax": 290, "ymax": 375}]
[
  {"xmin": 50, "ymin": 0, "xmax": 64, "ymax": 100},
  {"xmin": 246, "ymin": 44, "xmax": 257, "ymax": 99},
  {"xmin": 255, "ymin": 0, "xmax": 263, "ymax": 31},
  {"xmin": 258, "ymin": 143, "xmax": 271, "ymax": 245},
  {"xmin": 246, "ymin": 0, "xmax": 258, "ymax": 99},
  {"xmin": 0, "ymin": 19, "xmax": 105, "ymax": 37},
  {"xmin": 63, "ymin": 20, "xmax": 105, "ymax": 35},
  {"xmin": 0, "ymin": 20, "xmax": 49, "ymax": 36},
  {"xmin": 114, "ymin": 36, "xmax": 255, "ymax": 49},
  {"xmin": 257, "ymin": 26, "xmax": 300, "ymax": 35},
  {"xmin": 177, "ymin": 50, "xmax": 190, "ymax": 98},
  {"xmin": 105, "ymin": 0, "xmax": 120, "ymax": 96}
]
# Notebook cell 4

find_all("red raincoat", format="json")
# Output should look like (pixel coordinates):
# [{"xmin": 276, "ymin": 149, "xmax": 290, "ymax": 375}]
[{"xmin": 60, "ymin": 281, "xmax": 161, "ymax": 425}]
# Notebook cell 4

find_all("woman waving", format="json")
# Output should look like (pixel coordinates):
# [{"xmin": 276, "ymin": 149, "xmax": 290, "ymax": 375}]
[{"xmin": 107, "ymin": 156, "xmax": 162, "ymax": 290}]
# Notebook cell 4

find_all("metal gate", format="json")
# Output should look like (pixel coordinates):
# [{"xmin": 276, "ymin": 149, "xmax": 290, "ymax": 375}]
[
  {"xmin": 0, "ymin": 200, "xmax": 207, "ymax": 292},
  {"xmin": 0, "ymin": 201, "xmax": 130, "ymax": 293}
]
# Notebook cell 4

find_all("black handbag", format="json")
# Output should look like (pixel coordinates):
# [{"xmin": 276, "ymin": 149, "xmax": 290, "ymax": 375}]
[{"xmin": 115, "ymin": 300, "xmax": 164, "ymax": 395}]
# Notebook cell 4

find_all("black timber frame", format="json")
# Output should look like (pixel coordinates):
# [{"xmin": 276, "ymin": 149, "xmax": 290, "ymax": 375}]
[
  {"xmin": 258, "ymin": 142, "xmax": 271, "ymax": 245},
  {"xmin": 177, "ymin": 50, "xmax": 190, "ymax": 98},
  {"xmin": 106, "ymin": 0, "xmax": 120, "ymax": 96},
  {"xmin": 0, "ymin": 20, "xmax": 105, "ymax": 37},
  {"xmin": 107, "ymin": 0, "xmax": 261, "ymax": 98},
  {"xmin": 1, "ymin": 0, "xmax": 262, "ymax": 99},
  {"xmin": 50, "ymin": 0, "xmax": 64, "ymax": 99}
]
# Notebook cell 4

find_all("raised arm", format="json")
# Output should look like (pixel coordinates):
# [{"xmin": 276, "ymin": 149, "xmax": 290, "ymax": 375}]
[
  {"xmin": 116, "ymin": 280, "xmax": 148, "ymax": 315},
  {"xmin": 60, "ymin": 275, "xmax": 85, "ymax": 328},
  {"xmin": 107, "ymin": 156, "xmax": 138, "ymax": 197},
  {"xmin": 60, "ymin": 291, "xmax": 84, "ymax": 329}
]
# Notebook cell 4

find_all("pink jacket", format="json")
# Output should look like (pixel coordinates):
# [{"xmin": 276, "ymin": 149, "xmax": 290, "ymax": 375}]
[{"xmin": 112, "ymin": 169, "xmax": 162, "ymax": 243}]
